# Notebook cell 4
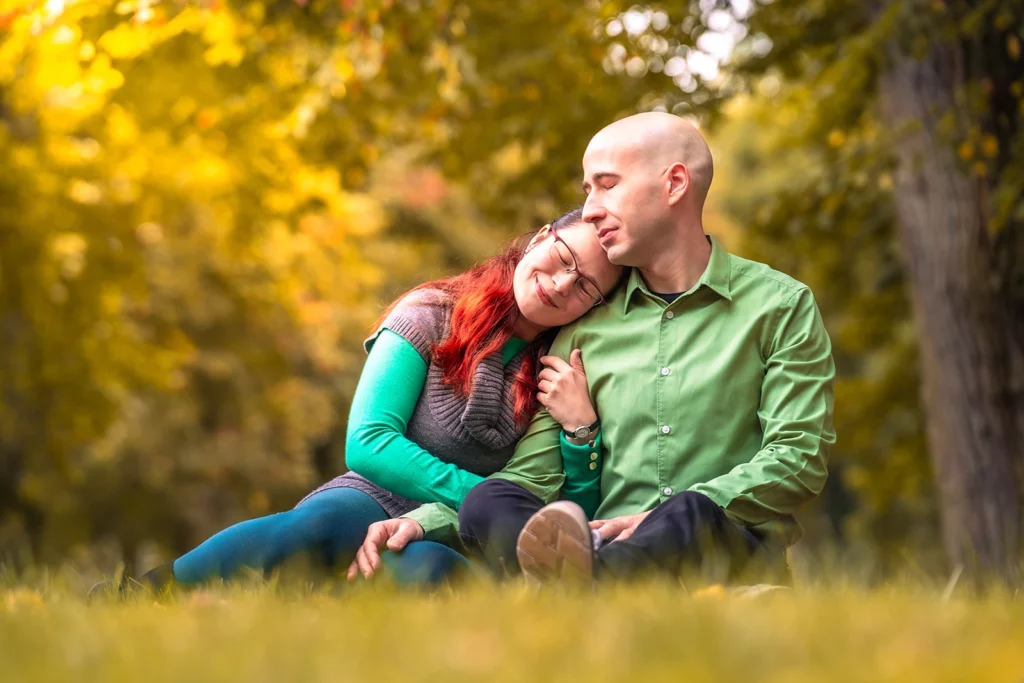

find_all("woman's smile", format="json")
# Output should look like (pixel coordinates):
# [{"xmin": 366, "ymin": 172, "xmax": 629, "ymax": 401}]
[{"xmin": 535, "ymin": 276, "xmax": 557, "ymax": 308}]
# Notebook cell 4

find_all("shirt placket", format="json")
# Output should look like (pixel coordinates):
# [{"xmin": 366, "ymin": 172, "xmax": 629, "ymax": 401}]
[{"xmin": 656, "ymin": 300, "xmax": 677, "ymax": 502}]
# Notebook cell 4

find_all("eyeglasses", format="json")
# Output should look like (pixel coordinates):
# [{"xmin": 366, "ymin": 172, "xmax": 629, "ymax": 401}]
[{"xmin": 547, "ymin": 224, "xmax": 606, "ymax": 307}]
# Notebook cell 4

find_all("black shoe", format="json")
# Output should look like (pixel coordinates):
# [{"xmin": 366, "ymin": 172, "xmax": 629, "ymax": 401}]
[
  {"xmin": 87, "ymin": 562, "xmax": 176, "ymax": 602},
  {"xmin": 86, "ymin": 575, "xmax": 149, "ymax": 602}
]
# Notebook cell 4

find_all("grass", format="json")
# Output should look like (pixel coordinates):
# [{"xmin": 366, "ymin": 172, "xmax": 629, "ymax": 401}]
[{"xmin": 2, "ymin": 575, "xmax": 1023, "ymax": 682}]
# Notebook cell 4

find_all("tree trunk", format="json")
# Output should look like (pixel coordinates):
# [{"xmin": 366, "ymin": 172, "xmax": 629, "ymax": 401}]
[{"xmin": 877, "ymin": 34, "xmax": 1022, "ymax": 580}]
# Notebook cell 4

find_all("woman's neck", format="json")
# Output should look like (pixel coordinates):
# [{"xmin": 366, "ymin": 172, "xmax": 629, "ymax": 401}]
[{"xmin": 512, "ymin": 316, "xmax": 547, "ymax": 342}]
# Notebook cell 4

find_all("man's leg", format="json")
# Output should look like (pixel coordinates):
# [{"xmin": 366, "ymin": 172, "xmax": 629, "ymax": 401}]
[
  {"xmin": 597, "ymin": 491, "xmax": 783, "ymax": 585},
  {"xmin": 458, "ymin": 479, "xmax": 545, "ymax": 577}
]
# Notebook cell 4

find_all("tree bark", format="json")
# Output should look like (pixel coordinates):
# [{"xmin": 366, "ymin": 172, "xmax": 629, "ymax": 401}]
[{"xmin": 877, "ymin": 33, "xmax": 1022, "ymax": 580}]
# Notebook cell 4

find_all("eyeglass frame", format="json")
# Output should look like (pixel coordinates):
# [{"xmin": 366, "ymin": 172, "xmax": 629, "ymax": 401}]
[{"xmin": 545, "ymin": 223, "xmax": 607, "ymax": 307}]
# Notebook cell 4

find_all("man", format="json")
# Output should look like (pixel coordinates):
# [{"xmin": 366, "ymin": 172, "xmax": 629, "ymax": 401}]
[{"xmin": 349, "ymin": 113, "xmax": 835, "ymax": 586}]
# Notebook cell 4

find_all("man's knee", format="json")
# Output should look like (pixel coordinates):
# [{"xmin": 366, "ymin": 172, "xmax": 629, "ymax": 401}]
[
  {"xmin": 660, "ymin": 490, "xmax": 724, "ymax": 525},
  {"xmin": 458, "ymin": 479, "xmax": 518, "ymax": 537}
]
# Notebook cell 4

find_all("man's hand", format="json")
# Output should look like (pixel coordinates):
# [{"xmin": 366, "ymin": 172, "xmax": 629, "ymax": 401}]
[
  {"xmin": 346, "ymin": 518, "xmax": 424, "ymax": 581},
  {"xmin": 589, "ymin": 511, "xmax": 651, "ymax": 543}
]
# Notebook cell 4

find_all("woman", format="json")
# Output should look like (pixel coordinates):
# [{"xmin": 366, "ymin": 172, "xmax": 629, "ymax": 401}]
[{"xmin": 95, "ymin": 207, "xmax": 621, "ymax": 594}]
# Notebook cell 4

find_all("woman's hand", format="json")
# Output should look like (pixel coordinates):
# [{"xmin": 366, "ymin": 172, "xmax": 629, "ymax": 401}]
[
  {"xmin": 537, "ymin": 349, "xmax": 598, "ymax": 431},
  {"xmin": 347, "ymin": 518, "xmax": 425, "ymax": 581}
]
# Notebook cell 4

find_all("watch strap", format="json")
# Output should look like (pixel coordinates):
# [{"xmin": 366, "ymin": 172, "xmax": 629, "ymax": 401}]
[{"xmin": 563, "ymin": 418, "xmax": 600, "ymax": 440}]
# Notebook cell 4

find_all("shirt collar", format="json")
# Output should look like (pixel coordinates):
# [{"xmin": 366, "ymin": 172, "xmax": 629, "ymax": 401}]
[{"xmin": 622, "ymin": 235, "xmax": 733, "ymax": 314}]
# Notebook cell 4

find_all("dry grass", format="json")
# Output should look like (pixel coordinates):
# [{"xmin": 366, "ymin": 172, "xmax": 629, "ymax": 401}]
[{"xmin": 1, "ymin": 574, "xmax": 1023, "ymax": 683}]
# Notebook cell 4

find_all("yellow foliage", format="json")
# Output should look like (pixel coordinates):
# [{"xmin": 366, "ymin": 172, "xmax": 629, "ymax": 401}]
[
  {"xmin": 98, "ymin": 21, "xmax": 151, "ymax": 59},
  {"xmin": 1008, "ymin": 35, "xmax": 1021, "ymax": 62},
  {"xmin": 980, "ymin": 134, "xmax": 999, "ymax": 159}
]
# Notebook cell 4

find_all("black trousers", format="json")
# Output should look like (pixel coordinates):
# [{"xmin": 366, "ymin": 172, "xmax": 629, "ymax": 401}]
[{"xmin": 458, "ymin": 479, "xmax": 791, "ymax": 585}]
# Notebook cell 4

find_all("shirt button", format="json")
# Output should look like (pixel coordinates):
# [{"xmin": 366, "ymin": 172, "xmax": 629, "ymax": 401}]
[
  {"xmin": 589, "ymin": 462, "xmax": 598, "ymax": 471},
  {"xmin": 660, "ymin": 367, "xmax": 671, "ymax": 376},
  {"xmin": 665, "ymin": 311, "xmax": 675, "ymax": 320},
  {"xmin": 663, "ymin": 486, "xmax": 673, "ymax": 496},
  {"xmin": 661, "ymin": 425, "xmax": 671, "ymax": 435},
  {"xmin": 590, "ymin": 452, "xmax": 599, "ymax": 461}
]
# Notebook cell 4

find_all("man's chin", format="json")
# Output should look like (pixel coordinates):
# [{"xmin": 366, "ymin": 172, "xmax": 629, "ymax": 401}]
[{"xmin": 605, "ymin": 245, "xmax": 634, "ymax": 267}]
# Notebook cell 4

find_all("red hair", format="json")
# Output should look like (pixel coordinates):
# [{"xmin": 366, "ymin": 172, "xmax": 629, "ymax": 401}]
[
  {"xmin": 376, "ymin": 232, "xmax": 548, "ymax": 427},
  {"xmin": 376, "ymin": 208, "xmax": 586, "ymax": 427}
]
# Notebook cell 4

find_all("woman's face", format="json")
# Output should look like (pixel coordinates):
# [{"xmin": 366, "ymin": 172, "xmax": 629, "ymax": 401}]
[{"xmin": 512, "ymin": 221, "xmax": 623, "ymax": 332}]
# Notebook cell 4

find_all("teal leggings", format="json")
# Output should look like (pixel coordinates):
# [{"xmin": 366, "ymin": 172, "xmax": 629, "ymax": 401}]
[{"xmin": 172, "ymin": 487, "xmax": 468, "ymax": 586}]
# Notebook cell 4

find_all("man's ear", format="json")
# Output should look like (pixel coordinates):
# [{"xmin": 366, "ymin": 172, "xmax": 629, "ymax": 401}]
[
  {"xmin": 666, "ymin": 163, "xmax": 689, "ymax": 206},
  {"xmin": 524, "ymin": 223, "xmax": 553, "ymax": 253}
]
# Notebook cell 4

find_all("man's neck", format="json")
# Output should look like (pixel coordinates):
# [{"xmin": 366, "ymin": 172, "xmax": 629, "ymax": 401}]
[{"xmin": 638, "ymin": 228, "xmax": 712, "ymax": 294}]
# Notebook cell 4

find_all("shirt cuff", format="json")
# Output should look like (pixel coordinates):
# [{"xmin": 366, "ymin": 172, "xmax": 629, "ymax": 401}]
[
  {"xmin": 401, "ymin": 503, "xmax": 460, "ymax": 546},
  {"xmin": 560, "ymin": 431, "xmax": 602, "ymax": 481}
]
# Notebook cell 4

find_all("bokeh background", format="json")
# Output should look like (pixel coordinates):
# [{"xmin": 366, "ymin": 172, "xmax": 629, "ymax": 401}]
[{"xmin": 1, "ymin": 0, "xmax": 1021, "ymax": 583}]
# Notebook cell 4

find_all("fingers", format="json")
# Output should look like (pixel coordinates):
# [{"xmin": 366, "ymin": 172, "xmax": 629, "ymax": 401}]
[
  {"xmin": 355, "ymin": 540, "xmax": 377, "ymax": 579},
  {"xmin": 386, "ymin": 523, "xmax": 416, "ymax": 551},
  {"xmin": 569, "ymin": 349, "xmax": 585, "ymax": 374},
  {"xmin": 614, "ymin": 526, "xmax": 636, "ymax": 542},
  {"xmin": 589, "ymin": 519, "xmax": 607, "ymax": 529},
  {"xmin": 539, "ymin": 355, "xmax": 572, "ymax": 373},
  {"xmin": 595, "ymin": 519, "xmax": 626, "ymax": 540},
  {"xmin": 351, "ymin": 522, "xmax": 389, "ymax": 579},
  {"xmin": 538, "ymin": 379, "xmax": 553, "ymax": 394},
  {"xmin": 538, "ymin": 368, "xmax": 559, "ymax": 383},
  {"xmin": 346, "ymin": 559, "xmax": 359, "ymax": 581}
]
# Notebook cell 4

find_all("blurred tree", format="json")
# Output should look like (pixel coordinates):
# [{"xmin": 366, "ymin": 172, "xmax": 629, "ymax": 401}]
[
  {"xmin": 723, "ymin": 0, "xmax": 1024, "ymax": 579},
  {"xmin": 707, "ymin": 93, "xmax": 939, "ymax": 573},
  {"xmin": 0, "ymin": 0, "xmax": 687, "ymax": 566}
]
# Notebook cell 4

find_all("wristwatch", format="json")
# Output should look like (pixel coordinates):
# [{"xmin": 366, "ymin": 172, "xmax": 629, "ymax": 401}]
[{"xmin": 563, "ymin": 419, "xmax": 600, "ymax": 441}]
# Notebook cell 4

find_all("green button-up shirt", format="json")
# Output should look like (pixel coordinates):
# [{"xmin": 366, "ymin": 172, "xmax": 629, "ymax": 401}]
[{"xmin": 406, "ymin": 237, "xmax": 835, "ymax": 548}]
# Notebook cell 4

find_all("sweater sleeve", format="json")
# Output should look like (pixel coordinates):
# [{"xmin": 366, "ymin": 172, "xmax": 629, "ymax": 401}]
[
  {"xmin": 558, "ymin": 431, "xmax": 602, "ymax": 519},
  {"xmin": 345, "ymin": 328, "xmax": 485, "ymax": 509}
]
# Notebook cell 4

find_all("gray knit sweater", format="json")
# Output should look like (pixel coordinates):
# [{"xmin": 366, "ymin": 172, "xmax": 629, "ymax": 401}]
[{"xmin": 298, "ymin": 288, "xmax": 531, "ymax": 517}]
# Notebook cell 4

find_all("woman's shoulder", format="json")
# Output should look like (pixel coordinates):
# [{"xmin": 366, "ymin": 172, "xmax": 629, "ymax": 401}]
[
  {"xmin": 365, "ymin": 287, "xmax": 452, "ymax": 360},
  {"xmin": 392, "ymin": 286, "xmax": 451, "ymax": 311}
]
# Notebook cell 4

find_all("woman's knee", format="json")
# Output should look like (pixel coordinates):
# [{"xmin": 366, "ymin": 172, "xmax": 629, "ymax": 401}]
[
  {"xmin": 383, "ymin": 541, "xmax": 470, "ymax": 587},
  {"xmin": 288, "ymin": 488, "xmax": 387, "ymax": 547}
]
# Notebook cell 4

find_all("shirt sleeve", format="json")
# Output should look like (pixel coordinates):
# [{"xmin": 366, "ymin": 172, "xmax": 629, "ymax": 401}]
[
  {"xmin": 344, "ymin": 328, "xmax": 486, "ymax": 510},
  {"xmin": 558, "ymin": 431, "xmax": 602, "ymax": 519},
  {"xmin": 403, "ymin": 407, "xmax": 567, "ymax": 543},
  {"xmin": 402, "ymin": 502, "xmax": 462, "ymax": 546},
  {"xmin": 688, "ymin": 287, "xmax": 836, "ymax": 525}
]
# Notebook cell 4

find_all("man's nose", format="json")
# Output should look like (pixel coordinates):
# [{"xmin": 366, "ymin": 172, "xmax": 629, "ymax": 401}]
[{"xmin": 582, "ymin": 196, "xmax": 605, "ymax": 224}]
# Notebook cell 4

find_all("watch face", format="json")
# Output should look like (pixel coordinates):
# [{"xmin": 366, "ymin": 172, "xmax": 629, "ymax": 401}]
[{"xmin": 573, "ymin": 427, "xmax": 590, "ymax": 439}]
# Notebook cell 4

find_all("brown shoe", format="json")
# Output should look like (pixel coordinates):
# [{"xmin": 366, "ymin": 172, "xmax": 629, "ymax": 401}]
[{"xmin": 516, "ymin": 501, "xmax": 594, "ymax": 584}]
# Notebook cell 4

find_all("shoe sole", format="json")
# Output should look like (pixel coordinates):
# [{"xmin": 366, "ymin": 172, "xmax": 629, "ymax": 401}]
[{"xmin": 516, "ymin": 501, "xmax": 593, "ymax": 585}]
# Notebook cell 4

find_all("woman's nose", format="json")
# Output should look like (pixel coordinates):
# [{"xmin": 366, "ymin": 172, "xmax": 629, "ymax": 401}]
[{"xmin": 551, "ymin": 272, "xmax": 574, "ymax": 295}]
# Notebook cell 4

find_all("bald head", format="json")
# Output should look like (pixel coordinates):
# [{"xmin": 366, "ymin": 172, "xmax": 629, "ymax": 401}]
[
  {"xmin": 587, "ymin": 113, "xmax": 714, "ymax": 207},
  {"xmin": 580, "ymin": 113, "xmax": 715, "ymax": 268}
]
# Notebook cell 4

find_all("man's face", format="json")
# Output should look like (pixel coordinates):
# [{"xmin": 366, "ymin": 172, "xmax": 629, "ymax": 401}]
[{"xmin": 581, "ymin": 137, "xmax": 666, "ymax": 267}]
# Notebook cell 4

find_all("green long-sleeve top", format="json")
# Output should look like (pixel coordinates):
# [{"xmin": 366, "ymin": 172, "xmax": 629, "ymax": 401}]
[
  {"xmin": 345, "ymin": 328, "xmax": 602, "ymax": 522},
  {"xmin": 407, "ymin": 237, "xmax": 836, "ymax": 549}
]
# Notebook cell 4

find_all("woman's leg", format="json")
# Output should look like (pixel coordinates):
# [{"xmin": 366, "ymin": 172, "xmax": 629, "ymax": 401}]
[
  {"xmin": 381, "ymin": 541, "xmax": 473, "ymax": 588},
  {"xmin": 170, "ymin": 488, "xmax": 388, "ymax": 585}
]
